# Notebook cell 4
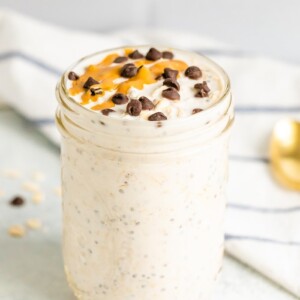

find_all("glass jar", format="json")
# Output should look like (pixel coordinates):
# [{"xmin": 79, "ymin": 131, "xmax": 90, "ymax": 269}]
[{"xmin": 56, "ymin": 47, "xmax": 234, "ymax": 300}]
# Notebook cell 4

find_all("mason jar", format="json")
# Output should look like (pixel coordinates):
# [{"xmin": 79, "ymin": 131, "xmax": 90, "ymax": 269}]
[{"xmin": 55, "ymin": 47, "xmax": 234, "ymax": 300}]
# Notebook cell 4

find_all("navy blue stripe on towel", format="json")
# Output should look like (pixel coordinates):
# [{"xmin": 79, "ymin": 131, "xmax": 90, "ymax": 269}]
[
  {"xmin": 235, "ymin": 105, "xmax": 300, "ymax": 113},
  {"xmin": 0, "ymin": 51, "xmax": 61, "ymax": 76},
  {"xmin": 228, "ymin": 203, "xmax": 300, "ymax": 214},
  {"xmin": 229, "ymin": 155, "xmax": 269, "ymax": 164},
  {"xmin": 31, "ymin": 118, "xmax": 56, "ymax": 125},
  {"xmin": 225, "ymin": 234, "xmax": 300, "ymax": 246}
]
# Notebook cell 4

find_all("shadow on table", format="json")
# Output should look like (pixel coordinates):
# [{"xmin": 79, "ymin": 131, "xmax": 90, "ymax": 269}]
[{"xmin": 0, "ymin": 236, "xmax": 75, "ymax": 300}]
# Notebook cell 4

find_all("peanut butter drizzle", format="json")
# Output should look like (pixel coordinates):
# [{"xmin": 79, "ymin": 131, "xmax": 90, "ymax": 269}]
[
  {"xmin": 69, "ymin": 51, "xmax": 188, "ymax": 110},
  {"xmin": 149, "ymin": 60, "xmax": 187, "ymax": 76},
  {"xmin": 124, "ymin": 48, "xmax": 134, "ymax": 55}
]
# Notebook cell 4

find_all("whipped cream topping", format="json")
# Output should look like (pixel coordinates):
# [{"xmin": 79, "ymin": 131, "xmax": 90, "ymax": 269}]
[{"xmin": 66, "ymin": 46, "xmax": 226, "ymax": 121}]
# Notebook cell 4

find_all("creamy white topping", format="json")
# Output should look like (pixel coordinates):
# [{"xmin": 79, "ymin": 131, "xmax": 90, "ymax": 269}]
[{"xmin": 66, "ymin": 46, "xmax": 226, "ymax": 120}]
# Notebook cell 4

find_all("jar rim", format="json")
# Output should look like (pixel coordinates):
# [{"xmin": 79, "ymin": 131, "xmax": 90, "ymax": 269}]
[{"xmin": 58, "ymin": 45, "xmax": 231, "ymax": 128}]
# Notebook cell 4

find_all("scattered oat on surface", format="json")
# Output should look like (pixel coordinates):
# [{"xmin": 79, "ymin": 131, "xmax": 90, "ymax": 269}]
[
  {"xmin": 32, "ymin": 192, "xmax": 44, "ymax": 204},
  {"xmin": 2, "ymin": 169, "xmax": 21, "ymax": 179},
  {"xmin": 53, "ymin": 186, "xmax": 62, "ymax": 197},
  {"xmin": 26, "ymin": 218, "xmax": 42, "ymax": 230},
  {"xmin": 8, "ymin": 225, "xmax": 25, "ymax": 237},
  {"xmin": 22, "ymin": 181, "xmax": 40, "ymax": 193},
  {"xmin": 32, "ymin": 171, "xmax": 45, "ymax": 182}
]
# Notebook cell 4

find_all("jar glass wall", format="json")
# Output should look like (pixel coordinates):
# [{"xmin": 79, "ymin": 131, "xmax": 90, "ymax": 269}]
[{"xmin": 56, "ymin": 47, "xmax": 234, "ymax": 300}]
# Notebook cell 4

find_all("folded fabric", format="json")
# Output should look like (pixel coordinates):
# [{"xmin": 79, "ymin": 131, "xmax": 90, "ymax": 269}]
[{"xmin": 0, "ymin": 8, "xmax": 300, "ymax": 297}]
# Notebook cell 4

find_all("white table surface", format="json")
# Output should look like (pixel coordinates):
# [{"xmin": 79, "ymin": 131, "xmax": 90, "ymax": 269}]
[{"xmin": 0, "ymin": 108, "xmax": 297, "ymax": 300}]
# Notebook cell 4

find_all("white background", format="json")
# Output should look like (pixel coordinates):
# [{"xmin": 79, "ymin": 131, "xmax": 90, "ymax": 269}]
[{"xmin": 0, "ymin": 0, "xmax": 299, "ymax": 62}]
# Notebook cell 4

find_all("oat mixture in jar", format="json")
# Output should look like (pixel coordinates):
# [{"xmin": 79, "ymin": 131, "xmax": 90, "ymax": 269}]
[{"xmin": 56, "ymin": 46, "xmax": 233, "ymax": 300}]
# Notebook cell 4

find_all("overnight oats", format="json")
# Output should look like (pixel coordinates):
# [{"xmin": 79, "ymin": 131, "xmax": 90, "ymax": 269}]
[{"xmin": 55, "ymin": 46, "xmax": 233, "ymax": 300}]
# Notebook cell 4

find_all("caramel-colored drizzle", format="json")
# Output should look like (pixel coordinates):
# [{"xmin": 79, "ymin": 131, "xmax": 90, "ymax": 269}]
[{"xmin": 69, "ymin": 51, "xmax": 188, "ymax": 110}]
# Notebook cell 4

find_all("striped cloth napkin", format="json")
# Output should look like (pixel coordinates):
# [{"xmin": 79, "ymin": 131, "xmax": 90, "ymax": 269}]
[{"xmin": 1, "ymin": 9, "xmax": 300, "ymax": 297}]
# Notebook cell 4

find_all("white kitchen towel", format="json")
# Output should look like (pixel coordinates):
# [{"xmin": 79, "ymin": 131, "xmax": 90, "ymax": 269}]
[{"xmin": 0, "ymin": 8, "xmax": 300, "ymax": 297}]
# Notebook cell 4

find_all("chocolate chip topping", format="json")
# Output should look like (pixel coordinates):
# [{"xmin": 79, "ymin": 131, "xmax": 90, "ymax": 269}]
[
  {"xmin": 185, "ymin": 66, "xmax": 202, "ymax": 79},
  {"xmin": 163, "ymin": 68, "xmax": 178, "ymax": 80},
  {"xmin": 162, "ymin": 51, "xmax": 174, "ymax": 59},
  {"xmin": 139, "ymin": 96, "xmax": 155, "ymax": 110},
  {"xmin": 195, "ymin": 91, "xmax": 207, "ymax": 98},
  {"xmin": 101, "ymin": 109, "xmax": 115, "ymax": 116},
  {"xmin": 120, "ymin": 63, "xmax": 138, "ymax": 78},
  {"xmin": 129, "ymin": 50, "xmax": 144, "ymax": 59},
  {"xmin": 137, "ymin": 65, "xmax": 144, "ymax": 73},
  {"xmin": 146, "ymin": 48, "xmax": 162, "ymax": 61},
  {"xmin": 163, "ymin": 78, "xmax": 180, "ymax": 91},
  {"xmin": 68, "ymin": 71, "xmax": 79, "ymax": 81},
  {"xmin": 112, "ymin": 93, "xmax": 129, "ymax": 105},
  {"xmin": 192, "ymin": 108, "xmax": 203, "ymax": 114},
  {"xmin": 83, "ymin": 77, "xmax": 99, "ymax": 89},
  {"xmin": 10, "ymin": 196, "xmax": 25, "ymax": 206},
  {"xmin": 194, "ymin": 81, "xmax": 210, "ymax": 97},
  {"xmin": 114, "ymin": 56, "xmax": 128, "ymax": 63},
  {"xmin": 90, "ymin": 86, "xmax": 103, "ymax": 96},
  {"xmin": 126, "ymin": 100, "xmax": 142, "ymax": 116},
  {"xmin": 148, "ymin": 112, "xmax": 167, "ymax": 121},
  {"xmin": 155, "ymin": 74, "xmax": 163, "ymax": 81},
  {"xmin": 162, "ymin": 87, "xmax": 180, "ymax": 100}
]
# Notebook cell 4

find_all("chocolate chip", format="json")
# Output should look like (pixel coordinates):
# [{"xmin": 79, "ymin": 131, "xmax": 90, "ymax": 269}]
[
  {"xmin": 157, "ymin": 122, "xmax": 163, "ymax": 128},
  {"xmin": 129, "ymin": 50, "xmax": 144, "ymax": 59},
  {"xmin": 148, "ymin": 112, "xmax": 167, "ymax": 121},
  {"xmin": 83, "ymin": 77, "xmax": 99, "ymax": 89},
  {"xmin": 139, "ymin": 96, "xmax": 154, "ymax": 110},
  {"xmin": 114, "ymin": 56, "xmax": 128, "ymax": 63},
  {"xmin": 162, "ymin": 87, "xmax": 180, "ymax": 100},
  {"xmin": 112, "ymin": 93, "xmax": 129, "ymax": 105},
  {"xmin": 120, "ymin": 63, "xmax": 138, "ymax": 78},
  {"xmin": 68, "ymin": 71, "xmax": 79, "ymax": 81},
  {"xmin": 146, "ymin": 48, "xmax": 162, "ymax": 61},
  {"xmin": 126, "ymin": 100, "xmax": 142, "ymax": 116},
  {"xmin": 10, "ymin": 196, "xmax": 25, "ymax": 206},
  {"xmin": 194, "ymin": 81, "xmax": 210, "ymax": 97},
  {"xmin": 163, "ymin": 78, "xmax": 180, "ymax": 91},
  {"xmin": 90, "ymin": 86, "xmax": 103, "ymax": 96},
  {"xmin": 155, "ymin": 74, "xmax": 163, "ymax": 80},
  {"xmin": 163, "ymin": 68, "xmax": 178, "ymax": 80},
  {"xmin": 162, "ymin": 51, "xmax": 174, "ymax": 59},
  {"xmin": 137, "ymin": 65, "xmax": 144, "ymax": 73},
  {"xmin": 192, "ymin": 108, "xmax": 203, "ymax": 114},
  {"xmin": 101, "ymin": 109, "xmax": 115, "ymax": 116},
  {"xmin": 194, "ymin": 81, "xmax": 210, "ymax": 91},
  {"xmin": 185, "ymin": 66, "xmax": 202, "ymax": 79},
  {"xmin": 195, "ymin": 91, "xmax": 207, "ymax": 98}
]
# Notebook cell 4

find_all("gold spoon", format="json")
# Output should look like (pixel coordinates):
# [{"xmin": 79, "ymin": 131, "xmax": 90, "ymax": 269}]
[{"xmin": 270, "ymin": 119, "xmax": 300, "ymax": 190}]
